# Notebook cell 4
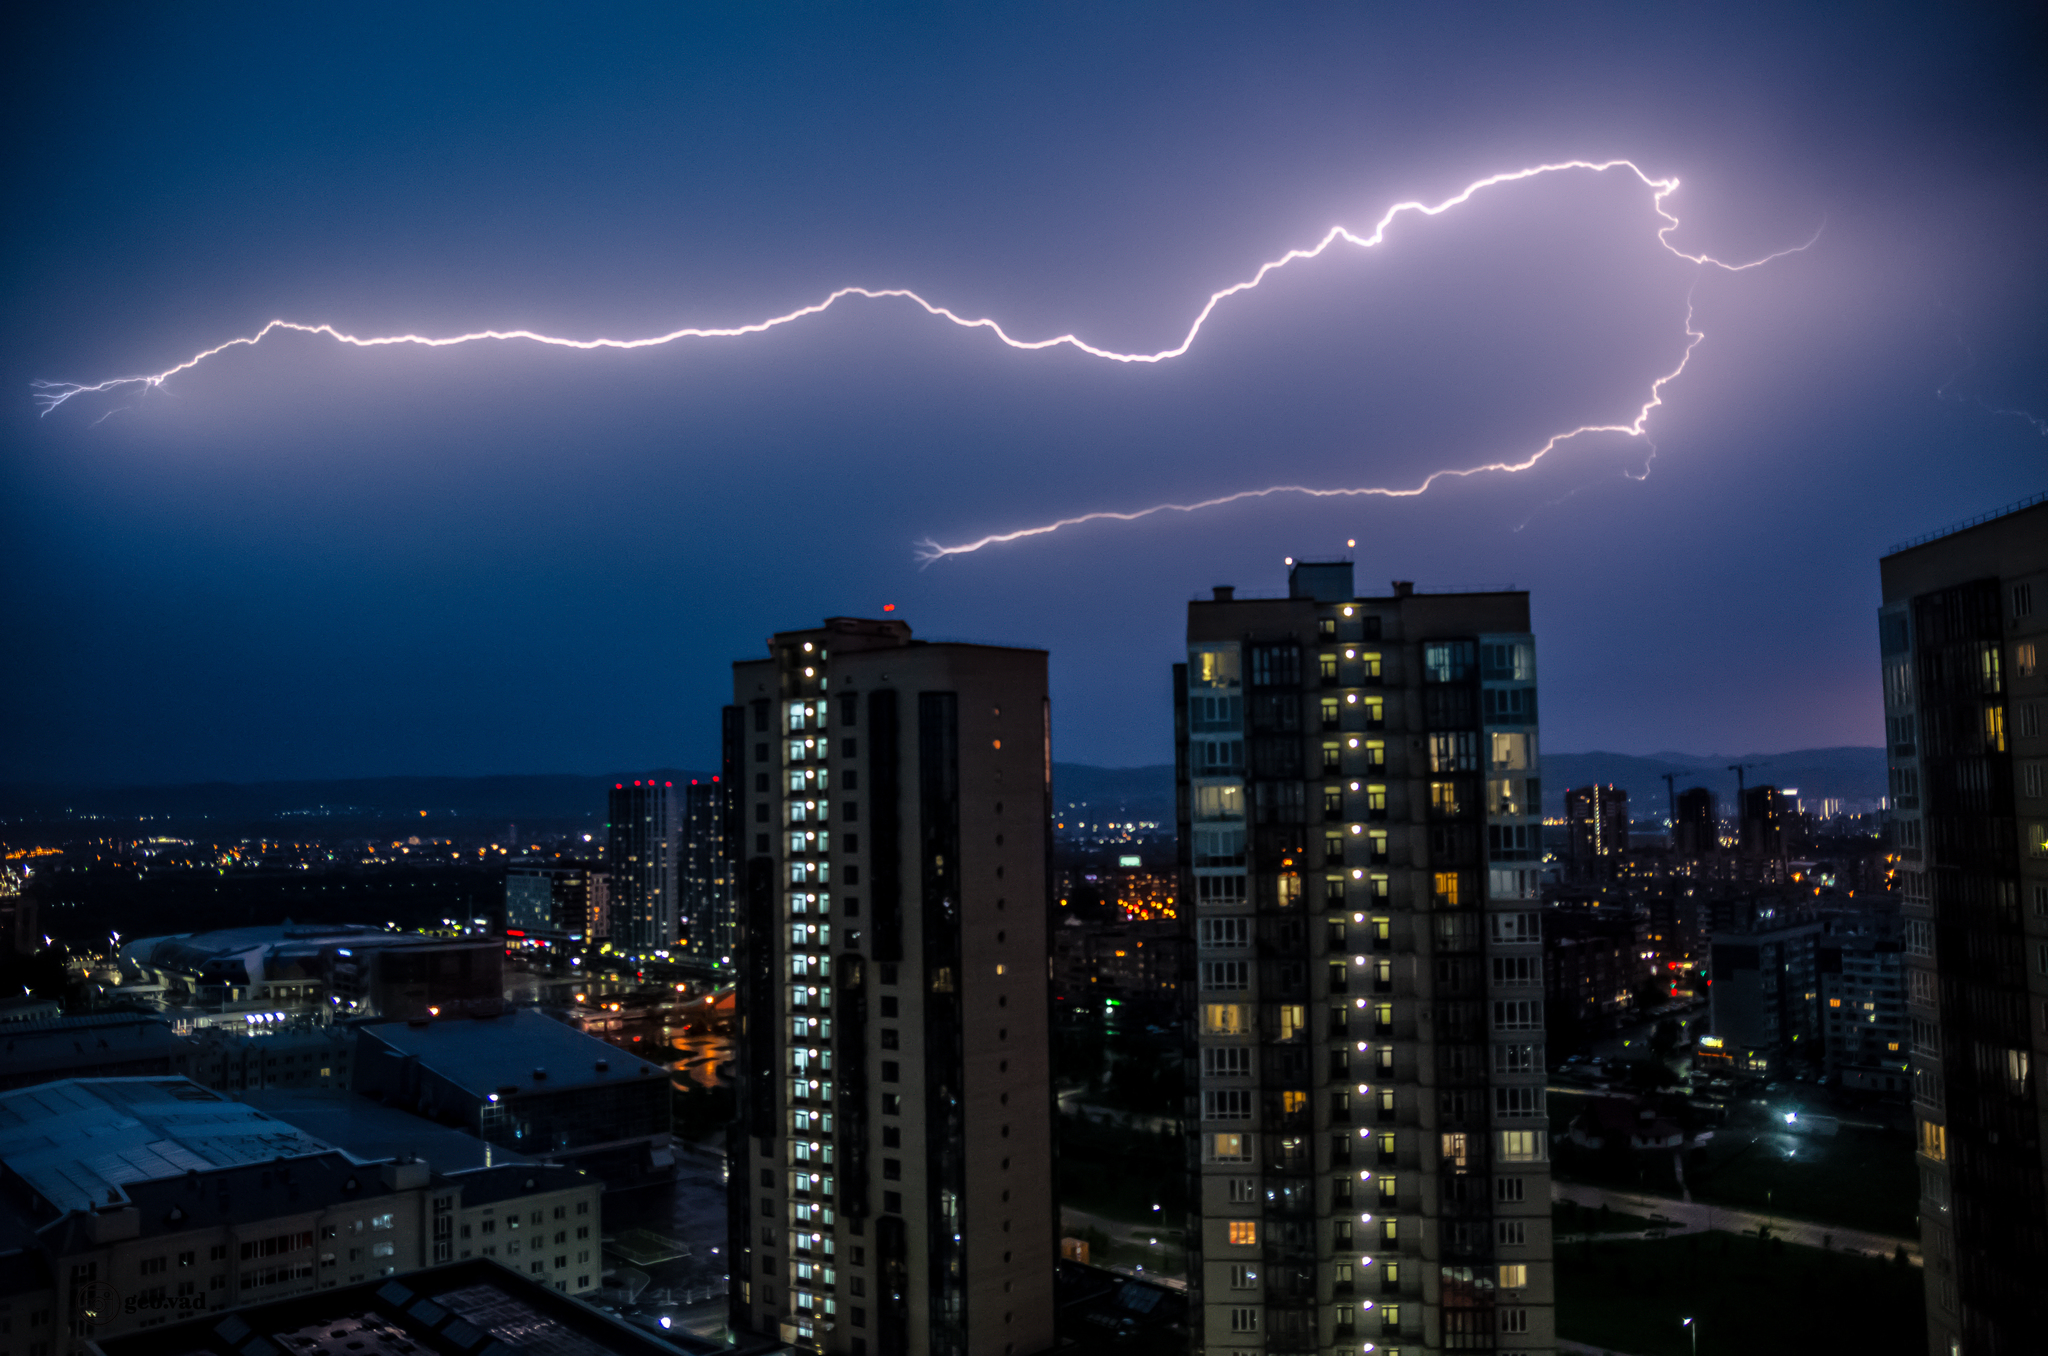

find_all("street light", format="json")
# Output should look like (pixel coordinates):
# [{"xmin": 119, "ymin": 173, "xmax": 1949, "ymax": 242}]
[{"xmin": 1682, "ymin": 1317, "xmax": 1696, "ymax": 1356}]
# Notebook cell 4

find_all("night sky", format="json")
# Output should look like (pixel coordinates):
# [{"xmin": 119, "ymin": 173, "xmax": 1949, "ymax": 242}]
[{"xmin": 5, "ymin": 4, "xmax": 2043, "ymax": 785}]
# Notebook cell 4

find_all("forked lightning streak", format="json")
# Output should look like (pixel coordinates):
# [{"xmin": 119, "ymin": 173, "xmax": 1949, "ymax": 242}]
[{"xmin": 33, "ymin": 159, "xmax": 1817, "ymax": 557}]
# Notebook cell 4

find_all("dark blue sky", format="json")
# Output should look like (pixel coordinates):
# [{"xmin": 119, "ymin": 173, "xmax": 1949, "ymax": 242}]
[{"xmin": 4, "ymin": 4, "xmax": 2043, "ymax": 783}]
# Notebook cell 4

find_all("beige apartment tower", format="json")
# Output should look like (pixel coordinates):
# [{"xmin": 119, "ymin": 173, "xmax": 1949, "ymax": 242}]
[
  {"xmin": 724, "ymin": 617, "xmax": 1055, "ymax": 1356},
  {"xmin": 1878, "ymin": 494, "xmax": 2048, "ymax": 1356},
  {"xmin": 1177, "ymin": 563, "xmax": 1553, "ymax": 1356}
]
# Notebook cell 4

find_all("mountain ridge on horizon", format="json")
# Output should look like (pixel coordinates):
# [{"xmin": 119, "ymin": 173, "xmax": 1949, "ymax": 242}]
[{"xmin": 0, "ymin": 746, "xmax": 1887, "ymax": 831}]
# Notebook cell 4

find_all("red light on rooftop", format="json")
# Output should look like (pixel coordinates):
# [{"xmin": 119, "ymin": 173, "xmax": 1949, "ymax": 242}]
[
  {"xmin": 665, "ymin": 781, "xmax": 673, "ymax": 787},
  {"xmin": 883, "ymin": 604, "xmax": 895, "ymax": 612}
]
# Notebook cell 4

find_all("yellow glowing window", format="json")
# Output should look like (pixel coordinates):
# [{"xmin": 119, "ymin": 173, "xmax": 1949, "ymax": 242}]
[
  {"xmin": 1499, "ymin": 1264, "xmax": 1528, "ymax": 1289},
  {"xmin": 1279, "ymin": 1005, "xmax": 1308, "ymax": 1041},
  {"xmin": 1282, "ymin": 1091, "xmax": 1308, "ymax": 1115},
  {"xmin": 1228, "ymin": 1221, "xmax": 1258, "ymax": 1245},
  {"xmin": 1433, "ymin": 872, "xmax": 1461, "ymax": 906},
  {"xmin": 1919, "ymin": 1120, "xmax": 1946, "ymax": 1161},
  {"xmin": 1828, "ymin": 998, "xmax": 1841, "ymax": 1008},
  {"xmin": 1276, "ymin": 873, "xmax": 1302, "ymax": 908}
]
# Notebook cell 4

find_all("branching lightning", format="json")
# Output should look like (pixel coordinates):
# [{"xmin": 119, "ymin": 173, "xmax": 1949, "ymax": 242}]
[{"xmin": 35, "ymin": 158, "xmax": 1818, "ymax": 557}]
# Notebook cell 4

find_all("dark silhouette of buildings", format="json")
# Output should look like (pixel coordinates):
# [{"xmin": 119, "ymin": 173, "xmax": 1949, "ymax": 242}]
[
  {"xmin": 1673, "ymin": 786, "xmax": 1718, "ymax": 857},
  {"xmin": 1564, "ymin": 784, "xmax": 1629, "ymax": 882},
  {"xmin": 681, "ymin": 778, "xmax": 734, "ymax": 964}
]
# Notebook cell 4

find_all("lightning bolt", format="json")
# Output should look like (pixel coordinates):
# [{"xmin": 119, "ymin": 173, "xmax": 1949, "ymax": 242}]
[
  {"xmin": 1935, "ymin": 334, "xmax": 2048, "ymax": 438},
  {"xmin": 916, "ymin": 292, "xmax": 1707, "ymax": 561},
  {"xmin": 35, "ymin": 158, "xmax": 1818, "ymax": 555}
]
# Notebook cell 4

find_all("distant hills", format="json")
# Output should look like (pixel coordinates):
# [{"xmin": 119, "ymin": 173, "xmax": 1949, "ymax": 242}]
[{"xmin": 0, "ymin": 748, "xmax": 1887, "ymax": 837}]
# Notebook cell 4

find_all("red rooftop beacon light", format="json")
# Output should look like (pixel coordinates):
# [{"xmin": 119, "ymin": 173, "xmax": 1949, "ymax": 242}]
[{"xmin": 883, "ymin": 603, "xmax": 895, "ymax": 612}]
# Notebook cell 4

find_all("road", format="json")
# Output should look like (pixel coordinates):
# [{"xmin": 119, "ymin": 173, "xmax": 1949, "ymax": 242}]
[{"xmin": 1551, "ymin": 1179, "xmax": 1920, "ymax": 1265}]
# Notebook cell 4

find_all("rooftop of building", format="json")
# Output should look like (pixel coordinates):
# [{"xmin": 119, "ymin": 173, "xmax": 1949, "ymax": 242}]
[
  {"xmin": 86, "ymin": 1258, "xmax": 746, "ymax": 1356},
  {"xmin": 243, "ymin": 1089, "xmax": 530, "ymax": 1176},
  {"xmin": 355, "ymin": 1012, "xmax": 668, "ymax": 1102},
  {"xmin": 0, "ymin": 1078, "xmax": 335, "ymax": 1216},
  {"xmin": 0, "ymin": 1014, "xmax": 191, "ymax": 1085},
  {"xmin": 124, "ymin": 925, "xmax": 496, "ymax": 981},
  {"xmin": 1883, "ymin": 488, "xmax": 2047, "ymax": 557}
]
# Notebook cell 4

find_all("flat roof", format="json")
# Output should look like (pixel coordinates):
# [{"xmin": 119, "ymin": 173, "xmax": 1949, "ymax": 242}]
[
  {"xmin": 87, "ymin": 1258, "xmax": 744, "ymax": 1356},
  {"xmin": 357, "ymin": 1012, "xmax": 668, "ymax": 1100},
  {"xmin": 243, "ymin": 1089, "xmax": 532, "ymax": 1175},
  {"xmin": 0, "ymin": 1078, "xmax": 334, "ymax": 1215}
]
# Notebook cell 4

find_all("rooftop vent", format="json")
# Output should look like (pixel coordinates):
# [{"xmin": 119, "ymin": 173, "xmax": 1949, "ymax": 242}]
[
  {"xmin": 532, "ymin": 1067, "xmax": 547, "ymax": 1081},
  {"xmin": 1212, "ymin": 585, "xmax": 1235, "ymax": 602},
  {"xmin": 594, "ymin": 1060, "xmax": 609, "ymax": 1073}
]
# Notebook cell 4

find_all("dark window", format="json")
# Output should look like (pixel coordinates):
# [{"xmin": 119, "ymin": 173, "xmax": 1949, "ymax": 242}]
[
  {"xmin": 844, "ymin": 801, "xmax": 859, "ymax": 822},
  {"xmin": 881, "ymin": 1029, "xmax": 899, "ymax": 1049},
  {"xmin": 881, "ymin": 1061, "xmax": 899, "ymax": 1082},
  {"xmin": 883, "ymin": 1159, "xmax": 901, "ymax": 1180},
  {"xmin": 880, "ymin": 997, "xmax": 898, "ymax": 1017},
  {"xmin": 844, "ymin": 739, "xmax": 858, "ymax": 759},
  {"xmin": 1250, "ymin": 644, "xmax": 1302, "ymax": 687},
  {"xmin": 845, "ymin": 863, "xmax": 860, "ymax": 881},
  {"xmin": 839, "ymin": 695, "xmax": 858, "ymax": 726},
  {"xmin": 883, "ymin": 1126, "xmax": 900, "ymax": 1148}
]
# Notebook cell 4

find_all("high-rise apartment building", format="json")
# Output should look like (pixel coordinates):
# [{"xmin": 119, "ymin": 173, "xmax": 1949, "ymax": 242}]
[
  {"xmin": 1563, "ymin": 785, "xmax": 1627, "ymax": 883},
  {"xmin": 1176, "ymin": 564, "xmax": 1552, "ymax": 1356},
  {"xmin": 1672, "ymin": 786, "xmax": 1718, "ymax": 858},
  {"xmin": 608, "ymin": 780, "xmax": 679, "ymax": 953},
  {"xmin": 1878, "ymin": 494, "xmax": 2048, "ymax": 1356},
  {"xmin": 683, "ymin": 778, "xmax": 736, "ymax": 964},
  {"xmin": 724, "ymin": 616, "xmax": 1055, "ymax": 1356}
]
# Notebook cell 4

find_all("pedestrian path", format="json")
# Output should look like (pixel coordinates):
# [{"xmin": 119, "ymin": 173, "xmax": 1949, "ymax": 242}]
[{"xmin": 1552, "ymin": 1179, "xmax": 1920, "ymax": 1265}]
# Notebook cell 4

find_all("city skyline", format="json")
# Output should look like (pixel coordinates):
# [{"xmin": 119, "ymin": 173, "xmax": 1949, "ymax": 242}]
[{"xmin": 5, "ymin": 6, "xmax": 2045, "ymax": 791}]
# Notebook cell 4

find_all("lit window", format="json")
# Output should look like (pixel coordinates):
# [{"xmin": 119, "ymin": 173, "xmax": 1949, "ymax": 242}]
[
  {"xmin": 1228, "ymin": 1222, "xmax": 1258, "ymax": 1246},
  {"xmin": 1498, "ymin": 1264, "xmax": 1528, "ymax": 1289}
]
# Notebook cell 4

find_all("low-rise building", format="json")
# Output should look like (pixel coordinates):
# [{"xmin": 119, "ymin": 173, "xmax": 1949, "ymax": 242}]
[
  {"xmin": 0, "ymin": 1079, "xmax": 603, "ymax": 1355},
  {"xmin": 85, "ymin": 1257, "xmax": 726, "ymax": 1356},
  {"xmin": 120, "ymin": 926, "xmax": 503, "ymax": 1024},
  {"xmin": 351, "ymin": 1011, "xmax": 672, "ymax": 1186}
]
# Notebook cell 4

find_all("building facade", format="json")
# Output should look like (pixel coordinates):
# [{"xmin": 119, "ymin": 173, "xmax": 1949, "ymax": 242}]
[
  {"xmin": 1878, "ymin": 494, "xmax": 2048, "ymax": 1356},
  {"xmin": 1176, "ymin": 565, "xmax": 1553, "ymax": 1356},
  {"xmin": 608, "ymin": 781, "xmax": 680, "ymax": 953},
  {"xmin": 505, "ymin": 862, "xmax": 609, "ymax": 941},
  {"xmin": 1706, "ymin": 915, "xmax": 1822, "ymax": 1073},
  {"xmin": 683, "ymin": 779, "xmax": 736, "ymax": 965},
  {"xmin": 723, "ymin": 617, "xmax": 1055, "ymax": 1356},
  {"xmin": 1818, "ymin": 908, "xmax": 1909, "ymax": 1093}
]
